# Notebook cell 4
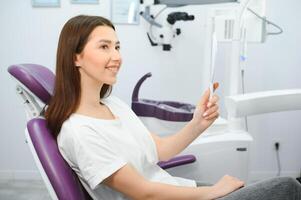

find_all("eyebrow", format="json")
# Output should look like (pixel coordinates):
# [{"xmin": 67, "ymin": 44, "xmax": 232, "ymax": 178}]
[{"xmin": 97, "ymin": 39, "xmax": 120, "ymax": 45}]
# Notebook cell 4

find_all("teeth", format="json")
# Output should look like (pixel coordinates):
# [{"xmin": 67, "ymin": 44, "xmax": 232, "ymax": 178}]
[{"xmin": 107, "ymin": 67, "xmax": 118, "ymax": 73}]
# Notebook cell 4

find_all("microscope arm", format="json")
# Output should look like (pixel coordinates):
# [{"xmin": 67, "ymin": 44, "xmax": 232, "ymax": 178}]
[
  {"xmin": 153, "ymin": 0, "xmax": 238, "ymax": 7},
  {"xmin": 225, "ymin": 89, "xmax": 301, "ymax": 118}
]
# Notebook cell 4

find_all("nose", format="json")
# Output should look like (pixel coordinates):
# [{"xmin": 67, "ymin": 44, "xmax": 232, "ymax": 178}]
[{"xmin": 111, "ymin": 48, "xmax": 122, "ymax": 62}]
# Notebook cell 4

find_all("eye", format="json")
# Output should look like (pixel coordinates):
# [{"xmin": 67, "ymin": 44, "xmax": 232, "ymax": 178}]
[
  {"xmin": 115, "ymin": 45, "xmax": 121, "ymax": 51},
  {"xmin": 100, "ymin": 44, "xmax": 109, "ymax": 50}
]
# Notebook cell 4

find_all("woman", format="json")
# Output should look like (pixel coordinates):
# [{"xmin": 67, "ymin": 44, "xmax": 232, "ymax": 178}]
[{"xmin": 45, "ymin": 15, "xmax": 301, "ymax": 200}]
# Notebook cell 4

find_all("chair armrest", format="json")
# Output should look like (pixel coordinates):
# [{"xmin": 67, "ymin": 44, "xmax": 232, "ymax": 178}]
[{"xmin": 157, "ymin": 154, "xmax": 196, "ymax": 169}]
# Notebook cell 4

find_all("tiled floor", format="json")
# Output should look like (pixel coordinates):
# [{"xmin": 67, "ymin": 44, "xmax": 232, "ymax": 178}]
[{"xmin": 0, "ymin": 179, "xmax": 51, "ymax": 200}]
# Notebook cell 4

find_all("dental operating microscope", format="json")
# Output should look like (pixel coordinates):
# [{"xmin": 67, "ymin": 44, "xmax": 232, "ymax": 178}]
[{"xmin": 140, "ymin": 0, "xmax": 238, "ymax": 51}]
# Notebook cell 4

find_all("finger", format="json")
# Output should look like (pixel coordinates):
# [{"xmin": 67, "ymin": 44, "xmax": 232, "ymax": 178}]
[
  {"xmin": 198, "ymin": 82, "xmax": 219, "ymax": 108},
  {"xmin": 207, "ymin": 94, "xmax": 219, "ymax": 108},
  {"xmin": 210, "ymin": 94, "xmax": 219, "ymax": 104},
  {"xmin": 204, "ymin": 111, "xmax": 219, "ymax": 120},
  {"xmin": 203, "ymin": 105, "xmax": 219, "ymax": 117},
  {"xmin": 205, "ymin": 116, "xmax": 219, "ymax": 122},
  {"xmin": 239, "ymin": 181, "xmax": 245, "ymax": 187},
  {"xmin": 198, "ymin": 88, "xmax": 210, "ymax": 108},
  {"xmin": 204, "ymin": 113, "xmax": 219, "ymax": 121},
  {"xmin": 231, "ymin": 176, "xmax": 243, "ymax": 184},
  {"xmin": 237, "ymin": 181, "xmax": 245, "ymax": 188}
]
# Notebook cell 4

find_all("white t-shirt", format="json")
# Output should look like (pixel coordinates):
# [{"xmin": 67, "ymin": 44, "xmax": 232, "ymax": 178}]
[{"xmin": 58, "ymin": 95, "xmax": 196, "ymax": 200}]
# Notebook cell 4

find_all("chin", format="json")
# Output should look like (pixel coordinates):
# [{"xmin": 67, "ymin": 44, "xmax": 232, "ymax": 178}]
[{"xmin": 105, "ymin": 78, "xmax": 117, "ymax": 85}]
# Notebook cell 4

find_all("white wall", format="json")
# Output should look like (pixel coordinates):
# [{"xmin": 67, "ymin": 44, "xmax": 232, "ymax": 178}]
[
  {"xmin": 243, "ymin": 0, "xmax": 301, "ymax": 180},
  {"xmin": 0, "ymin": 0, "xmax": 300, "ymax": 181}
]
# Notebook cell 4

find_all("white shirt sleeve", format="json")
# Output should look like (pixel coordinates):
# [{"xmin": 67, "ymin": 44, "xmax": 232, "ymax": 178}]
[{"xmin": 72, "ymin": 125, "xmax": 127, "ymax": 190}]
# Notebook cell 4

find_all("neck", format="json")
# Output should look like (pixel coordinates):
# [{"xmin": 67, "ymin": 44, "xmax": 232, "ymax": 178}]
[{"xmin": 78, "ymin": 70, "xmax": 104, "ymax": 110}]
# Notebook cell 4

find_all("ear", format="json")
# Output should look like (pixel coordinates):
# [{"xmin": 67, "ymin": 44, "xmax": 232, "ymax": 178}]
[{"xmin": 74, "ymin": 53, "xmax": 82, "ymax": 67}]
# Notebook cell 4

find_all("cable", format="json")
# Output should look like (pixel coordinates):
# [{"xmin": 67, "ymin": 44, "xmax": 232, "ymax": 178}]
[
  {"xmin": 247, "ymin": 8, "xmax": 283, "ymax": 35},
  {"xmin": 297, "ymin": 169, "xmax": 301, "ymax": 183},
  {"xmin": 275, "ymin": 142, "xmax": 281, "ymax": 176},
  {"xmin": 238, "ymin": 0, "xmax": 252, "ymax": 22},
  {"xmin": 149, "ymin": 6, "xmax": 167, "ymax": 43},
  {"xmin": 241, "ymin": 69, "xmax": 249, "ymax": 132}
]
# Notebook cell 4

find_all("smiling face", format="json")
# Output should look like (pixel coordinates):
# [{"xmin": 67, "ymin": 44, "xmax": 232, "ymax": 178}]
[{"xmin": 75, "ymin": 25, "xmax": 122, "ymax": 86}]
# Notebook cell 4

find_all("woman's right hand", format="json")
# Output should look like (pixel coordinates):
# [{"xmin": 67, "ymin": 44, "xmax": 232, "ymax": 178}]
[{"xmin": 210, "ymin": 175, "xmax": 245, "ymax": 199}]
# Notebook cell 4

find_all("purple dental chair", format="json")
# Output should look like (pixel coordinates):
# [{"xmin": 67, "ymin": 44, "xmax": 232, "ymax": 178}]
[
  {"xmin": 132, "ymin": 72, "xmax": 196, "ymax": 122},
  {"xmin": 8, "ymin": 64, "xmax": 196, "ymax": 200}
]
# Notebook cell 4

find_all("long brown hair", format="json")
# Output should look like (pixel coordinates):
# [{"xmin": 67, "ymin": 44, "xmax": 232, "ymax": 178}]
[{"xmin": 45, "ymin": 15, "xmax": 115, "ymax": 137}]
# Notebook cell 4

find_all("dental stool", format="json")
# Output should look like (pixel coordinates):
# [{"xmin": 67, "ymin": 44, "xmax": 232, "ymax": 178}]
[{"xmin": 8, "ymin": 64, "xmax": 196, "ymax": 200}]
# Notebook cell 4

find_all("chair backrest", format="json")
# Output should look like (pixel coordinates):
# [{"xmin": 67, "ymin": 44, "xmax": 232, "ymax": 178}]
[
  {"xmin": 8, "ymin": 64, "xmax": 92, "ymax": 200},
  {"xmin": 27, "ymin": 118, "xmax": 91, "ymax": 200}
]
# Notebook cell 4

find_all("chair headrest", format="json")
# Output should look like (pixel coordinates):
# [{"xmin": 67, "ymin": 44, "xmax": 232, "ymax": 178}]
[{"xmin": 8, "ymin": 64, "xmax": 55, "ymax": 104}]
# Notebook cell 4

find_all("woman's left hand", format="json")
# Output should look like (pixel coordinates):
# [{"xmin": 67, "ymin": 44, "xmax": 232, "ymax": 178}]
[{"xmin": 191, "ymin": 83, "xmax": 220, "ymax": 132}]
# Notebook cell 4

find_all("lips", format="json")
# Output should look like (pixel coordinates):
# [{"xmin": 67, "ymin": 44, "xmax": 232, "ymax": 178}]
[{"xmin": 105, "ymin": 66, "xmax": 119, "ymax": 73}]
